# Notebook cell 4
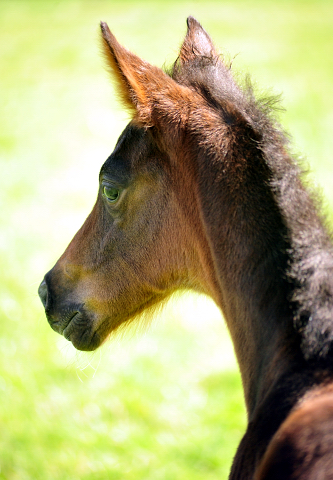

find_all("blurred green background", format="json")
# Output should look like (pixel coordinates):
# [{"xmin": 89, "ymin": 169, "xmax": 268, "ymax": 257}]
[{"xmin": 1, "ymin": 1, "xmax": 333, "ymax": 479}]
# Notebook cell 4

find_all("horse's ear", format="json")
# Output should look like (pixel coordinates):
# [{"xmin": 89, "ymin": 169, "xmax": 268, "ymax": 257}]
[
  {"xmin": 179, "ymin": 16, "xmax": 218, "ymax": 64},
  {"xmin": 100, "ymin": 22, "xmax": 190, "ymax": 126}
]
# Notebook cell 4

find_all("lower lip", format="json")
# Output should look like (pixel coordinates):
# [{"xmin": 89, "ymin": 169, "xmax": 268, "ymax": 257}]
[{"xmin": 63, "ymin": 312, "xmax": 81, "ymax": 340}]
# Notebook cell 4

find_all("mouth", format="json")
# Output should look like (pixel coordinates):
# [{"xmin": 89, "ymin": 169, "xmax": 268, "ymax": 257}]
[{"xmin": 46, "ymin": 307, "xmax": 100, "ymax": 351}]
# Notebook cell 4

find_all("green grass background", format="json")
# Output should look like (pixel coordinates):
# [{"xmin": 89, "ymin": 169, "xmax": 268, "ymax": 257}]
[{"xmin": 1, "ymin": 1, "xmax": 333, "ymax": 479}]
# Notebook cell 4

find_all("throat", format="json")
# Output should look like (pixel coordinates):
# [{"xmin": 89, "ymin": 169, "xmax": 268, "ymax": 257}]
[{"xmin": 201, "ymin": 188, "xmax": 295, "ymax": 415}]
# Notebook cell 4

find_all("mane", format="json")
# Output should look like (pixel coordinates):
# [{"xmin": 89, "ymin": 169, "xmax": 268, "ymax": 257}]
[{"xmin": 167, "ymin": 53, "xmax": 333, "ymax": 361}]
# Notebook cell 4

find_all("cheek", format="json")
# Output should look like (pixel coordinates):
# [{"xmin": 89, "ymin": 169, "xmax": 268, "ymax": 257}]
[{"xmin": 74, "ymin": 264, "xmax": 166, "ymax": 341}]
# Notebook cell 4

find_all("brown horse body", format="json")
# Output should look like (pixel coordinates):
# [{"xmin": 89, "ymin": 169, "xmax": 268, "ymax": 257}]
[{"xmin": 39, "ymin": 18, "xmax": 333, "ymax": 479}]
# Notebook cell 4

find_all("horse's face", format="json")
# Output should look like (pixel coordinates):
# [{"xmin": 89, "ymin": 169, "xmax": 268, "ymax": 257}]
[
  {"xmin": 39, "ymin": 19, "xmax": 223, "ymax": 350},
  {"xmin": 38, "ymin": 123, "xmax": 203, "ymax": 350}
]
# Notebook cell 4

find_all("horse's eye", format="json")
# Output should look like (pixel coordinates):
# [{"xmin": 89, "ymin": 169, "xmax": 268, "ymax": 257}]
[{"xmin": 103, "ymin": 186, "xmax": 120, "ymax": 203}]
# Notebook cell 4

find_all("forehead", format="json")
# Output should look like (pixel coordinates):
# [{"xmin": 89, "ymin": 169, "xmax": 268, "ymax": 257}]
[{"xmin": 100, "ymin": 123, "xmax": 153, "ymax": 181}]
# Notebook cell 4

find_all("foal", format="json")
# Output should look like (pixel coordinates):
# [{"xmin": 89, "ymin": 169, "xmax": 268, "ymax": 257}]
[{"xmin": 39, "ymin": 17, "xmax": 333, "ymax": 479}]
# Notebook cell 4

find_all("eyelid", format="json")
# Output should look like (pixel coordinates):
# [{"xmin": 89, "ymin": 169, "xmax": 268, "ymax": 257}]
[{"xmin": 101, "ymin": 178, "xmax": 124, "ymax": 189}]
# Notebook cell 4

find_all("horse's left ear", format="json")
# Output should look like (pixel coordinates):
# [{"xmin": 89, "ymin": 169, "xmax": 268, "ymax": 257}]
[
  {"xmin": 100, "ymin": 22, "xmax": 191, "ymax": 126},
  {"xmin": 179, "ymin": 16, "xmax": 218, "ymax": 64}
]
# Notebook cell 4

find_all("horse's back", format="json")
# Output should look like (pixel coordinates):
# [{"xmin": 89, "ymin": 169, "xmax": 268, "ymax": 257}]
[{"xmin": 255, "ymin": 390, "xmax": 333, "ymax": 480}]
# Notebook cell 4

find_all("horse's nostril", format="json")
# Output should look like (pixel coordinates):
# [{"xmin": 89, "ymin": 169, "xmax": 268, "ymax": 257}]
[{"xmin": 38, "ymin": 280, "xmax": 48, "ymax": 309}]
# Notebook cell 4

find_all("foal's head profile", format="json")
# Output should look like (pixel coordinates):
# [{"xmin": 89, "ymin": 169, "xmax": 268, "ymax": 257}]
[{"xmin": 38, "ymin": 18, "xmax": 224, "ymax": 351}]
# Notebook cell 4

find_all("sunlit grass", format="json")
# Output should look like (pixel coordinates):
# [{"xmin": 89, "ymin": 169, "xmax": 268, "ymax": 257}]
[{"xmin": 1, "ymin": 1, "xmax": 333, "ymax": 478}]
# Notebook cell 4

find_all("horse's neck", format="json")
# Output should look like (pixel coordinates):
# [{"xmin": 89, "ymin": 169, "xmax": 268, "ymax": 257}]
[{"xmin": 197, "ymin": 153, "xmax": 299, "ymax": 416}]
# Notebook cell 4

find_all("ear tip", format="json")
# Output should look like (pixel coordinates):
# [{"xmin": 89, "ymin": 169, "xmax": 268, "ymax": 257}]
[
  {"xmin": 100, "ymin": 21, "xmax": 118, "ymax": 48},
  {"xmin": 186, "ymin": 16, "xmax": 201, "ymax": 29},
  {"xmin": 100, "ymin": 21, "xmax": 110, "ymax": 38}
]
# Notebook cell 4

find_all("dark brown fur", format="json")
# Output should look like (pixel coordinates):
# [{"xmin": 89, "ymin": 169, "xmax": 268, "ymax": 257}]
[{"xmin": 39, "ymin": 17, "xmax": 333, "ymax": 479}]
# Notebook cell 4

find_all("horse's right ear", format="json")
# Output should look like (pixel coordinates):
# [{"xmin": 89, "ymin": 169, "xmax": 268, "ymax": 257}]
[{"xmin": 100, "ymin": 22, "xmax": 191, "ymax": 126}]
